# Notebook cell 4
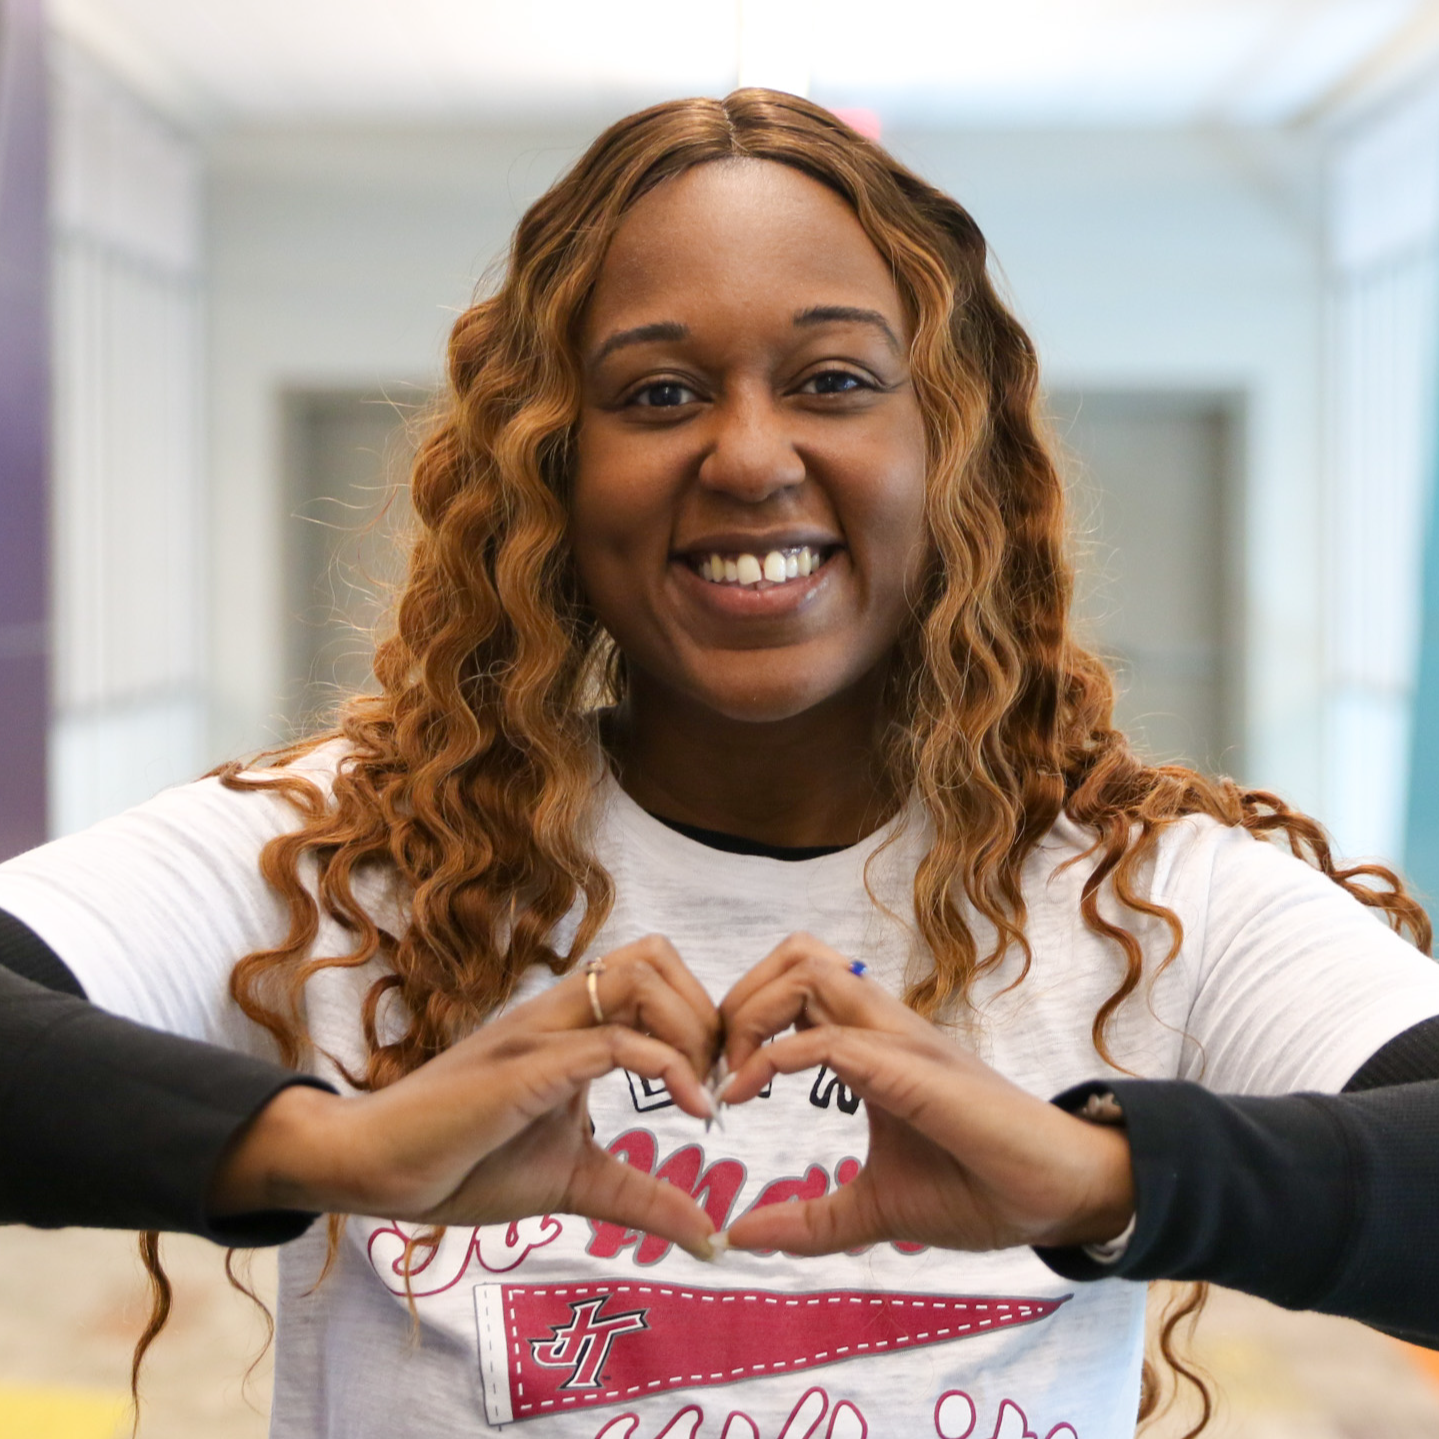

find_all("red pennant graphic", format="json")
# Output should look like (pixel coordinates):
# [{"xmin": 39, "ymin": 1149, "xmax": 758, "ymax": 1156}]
[{"xmin": 475, "ymin": 1281, "xmax": 1068, "ymax": 1426}]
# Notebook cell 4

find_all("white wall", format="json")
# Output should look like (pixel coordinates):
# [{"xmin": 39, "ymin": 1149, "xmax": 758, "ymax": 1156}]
[
  {"xmin": 894, "ymin": 127, "xmax": 1326, "ymax": 811},
  {"xmin": 49, "ymin": 41, "xmax": 206, "ymax": 833},
  {"xmin": 1323, "ymin": 80, "xmax": 1439, "ymax": 865},
  {"xmin": 204, "ymin": 124, "xmax": 589, "ymax": 759},
  {"xmin": 204, "ymin": 122, "xmax": 1328, "ymax": 812}
]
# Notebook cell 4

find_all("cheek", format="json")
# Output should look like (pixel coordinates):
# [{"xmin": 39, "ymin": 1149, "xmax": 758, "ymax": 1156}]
[
  {"xmin": 568, "ymin": 430, "xmax": 671, "ymax": 634},
  {"xmin": 570, "ymin": 425, "xmax": 673, "ymax": 553},
  {"xmin": 849, "ymin": 424, "xmax": 930, "ymax": 591},
  {"xmin": 569, "ymin": 437, "xmax": 632, "ymax": 582},
  {"xmin": 893, "ymin": 419, "xmax": 931, "ymax": 575}
]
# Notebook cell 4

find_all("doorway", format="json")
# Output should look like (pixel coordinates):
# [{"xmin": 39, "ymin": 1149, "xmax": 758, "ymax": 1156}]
[
  {"xmin": 280, "ymin": 388, "xmax": 422, "ymax": 734},
  {"xmin": 1049, "ymin": 390, "xmax": 1243, "ymax": 777}
]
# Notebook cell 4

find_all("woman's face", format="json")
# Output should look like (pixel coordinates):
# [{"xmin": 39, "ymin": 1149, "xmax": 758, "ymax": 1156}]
[{"xmin": 572, "ymin": 159, "xmax": 929, "ymax": 726}]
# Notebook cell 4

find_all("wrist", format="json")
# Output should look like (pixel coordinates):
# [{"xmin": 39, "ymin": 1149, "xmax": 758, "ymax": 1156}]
[
  {"xmin": 1069, "ymin": 1121, "xmax": 1137, "ymax": 1245},
  {"xmin": 1031, "ymin": 1109, "xmax": 1137, "ymax": 1249},
  {"xmin": 208, "ymin": 1083, "xmax": 354, "ymax": 1217}
]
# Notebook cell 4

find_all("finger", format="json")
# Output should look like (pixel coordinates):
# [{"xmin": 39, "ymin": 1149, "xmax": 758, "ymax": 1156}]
[
  {"xmin": 594, "ymin": 955, "xmax": 722, "ymax": 1082},
  {"xmin": 589, "ymin": 1026, "xmax": 719, "ymax": 1123},
  {"xmin": 378, "ymin": 1025, "xmax": 718, "ymax": 1178},
  {"xmin": 723, "ymin": 1177, "xmax": 881, "ymax": 1257},
  {"xmin": 721, "ymin": 1021, "xmax": 986, "ymax": 1127},
  {"xmin": 724, "ymin": 1023, "xmax": 1063, "ymax": 1175},
  {"xmin": 720, "ymin": 935, "xmax": 914, "ymax": 1074},
  {"xmin": 719, "ymin": 1023, "xmax": 894, "ymax": 1106},
  {"xmin": 488, "ymin": 1026, "xmax": 721, "ymax": 1128},
  {"xmin": 354, "ymin": 1027, "xmax": 721, "ymax": 1218},
  {"xmin": 490, "ymin": 935, "xmax": 721, "ymax": 1079},
  {"xmin": 565, "ymin": 1147, "xmax": 717, "ymax": 1261},
  {"xmin": 609, "ymin": 935, "xmax": 722, "ymax": 1049},
  {"xmin": 717, "ymin": 930, "xmax": 845, "ymax": 1019}
]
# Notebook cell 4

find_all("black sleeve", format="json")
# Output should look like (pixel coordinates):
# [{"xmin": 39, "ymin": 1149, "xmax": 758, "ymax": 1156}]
[
  {"xmin": 1345, "ymin": 1014, "xmax": 1439, "ymax": 1089},
  {"xmin": 1035, "ymin": 1024, "xmax": 1439, "ymax": 1345},
  {"xmin": 0, "ymin": 911, "xmax": 331, "ymax": 1245},
  {"xmin": 0, "ymin": 907, "xmax": 86, "ymax": 996}
]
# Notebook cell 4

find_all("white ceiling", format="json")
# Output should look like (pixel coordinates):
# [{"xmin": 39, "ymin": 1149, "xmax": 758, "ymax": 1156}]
[{"xmin": 46, "ymin": 0, "xmax": 1439, "ymax": 130}]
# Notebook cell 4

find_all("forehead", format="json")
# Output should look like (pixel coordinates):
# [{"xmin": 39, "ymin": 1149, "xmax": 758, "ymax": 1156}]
[{"xmin": 583, "ymin": 159, "xmax": 903, "ymax": 344}]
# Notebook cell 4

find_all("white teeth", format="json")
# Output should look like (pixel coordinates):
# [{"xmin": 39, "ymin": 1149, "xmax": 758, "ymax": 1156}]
[{"xmin": 694, "ymin": 546, "xmax": 827, "ymax": 587}]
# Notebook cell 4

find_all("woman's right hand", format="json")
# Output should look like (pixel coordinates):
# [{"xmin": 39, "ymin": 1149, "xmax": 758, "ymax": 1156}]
[{"xmin": 209, "ymin": 934, "xmax": 722, "ymax": 1258}]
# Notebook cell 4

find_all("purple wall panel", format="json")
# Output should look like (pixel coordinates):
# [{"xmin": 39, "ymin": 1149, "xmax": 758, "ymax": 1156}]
[{"xmin": 0, "ymin": 0, "xmax": 50, "ymax": 859}]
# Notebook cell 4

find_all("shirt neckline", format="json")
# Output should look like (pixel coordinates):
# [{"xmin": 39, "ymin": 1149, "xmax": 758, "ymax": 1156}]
[
  {"xmin": 644, "ymin": 811, "xmax": 850, "ymax": 862},
  {"xmin": 599, "ymin": 768, "xmax": 911, "ymax": 875}
]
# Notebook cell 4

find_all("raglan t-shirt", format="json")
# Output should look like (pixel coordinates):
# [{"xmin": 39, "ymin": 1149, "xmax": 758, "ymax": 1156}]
[{"xmin": 2, "ymin": 741, "xmax": 1438, "ymax": 1439}]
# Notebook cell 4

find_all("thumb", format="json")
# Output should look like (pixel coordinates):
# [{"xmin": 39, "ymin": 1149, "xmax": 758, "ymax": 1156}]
[
  {"xmin": 565, "ymin": 1147, "xmax": 718, "ymax": 1260},
  {"xmin": 724, "ymin": 1170, "xmax": 880, "ymax": 1257}
]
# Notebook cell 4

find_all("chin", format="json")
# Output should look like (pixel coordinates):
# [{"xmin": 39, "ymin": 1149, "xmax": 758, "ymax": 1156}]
[
  {"xmin": 688, "ymin": 673, "xmax": 866, "ymax": 727},
  {"xmin": 713, "ymin": 697, "xmax": 824, "ymax": 726}
]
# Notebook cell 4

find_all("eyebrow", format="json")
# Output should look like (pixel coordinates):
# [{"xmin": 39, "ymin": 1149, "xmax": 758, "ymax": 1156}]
[
  {"xmin": 588, "ymin": 305, "xmax": 903, "ymax": 368},
  {"xmin": 590, "ymin": 321, "xmax": 690, "ymax": 367},
  {"xmin": 793, "ymin": 305, "xmax": 902, "ymax": 355}
]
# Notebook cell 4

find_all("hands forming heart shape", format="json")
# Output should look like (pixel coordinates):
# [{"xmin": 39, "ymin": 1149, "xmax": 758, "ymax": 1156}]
[{"xmin": 212, "ymin": 932, "xmax": 1134, "ymax": 1257}]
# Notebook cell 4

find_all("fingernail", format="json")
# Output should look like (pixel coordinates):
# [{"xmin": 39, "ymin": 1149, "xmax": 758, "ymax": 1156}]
[
  {"xmin": 712, "ymin": 1070, "xmax": 736, "ymax": 1105},
  {"xmin": 697, "ymin": 1087, "xmax": 723, "ymax": 1132},
  {"xmin": 706, "ymin": 1231, "xmax": 730, "ymax": 1261},
  {"xmin": 705, "ymin": 1055, "xmax": 729, "ymax": 1095}
]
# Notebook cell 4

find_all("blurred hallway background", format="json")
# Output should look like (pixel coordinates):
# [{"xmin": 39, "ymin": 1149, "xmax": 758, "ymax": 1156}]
[
  {"xmin": 18, "ymin": 0, "xmax": 1439, "ymax": 876},
  {"xmin": 8, "ymin": 1, "xmax": 1439, "ymax": 1434}
]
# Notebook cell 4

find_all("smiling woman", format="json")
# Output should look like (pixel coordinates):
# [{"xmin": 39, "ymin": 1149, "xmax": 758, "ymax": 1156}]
[
  {"xmin": 1, "ymin": 88, "xmax": 1438, "ymax": 1439},
  {"xmin": 574, "ymin": 160, "xmax": 927, "ymax": 844}
]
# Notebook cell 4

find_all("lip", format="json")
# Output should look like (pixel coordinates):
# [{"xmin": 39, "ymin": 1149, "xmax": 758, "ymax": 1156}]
[
  {"xmin": 670, "ymin": 531, "xmax": 844, "ymax": 561},
  {"xmin": 668, "ymin": 549, "xmax": 841, "ymax": 619}
]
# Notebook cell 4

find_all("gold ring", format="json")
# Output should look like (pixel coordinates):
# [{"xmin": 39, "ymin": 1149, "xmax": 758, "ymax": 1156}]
[{"xmin": 584, "ymin": 957, "xmax": 606, "ymax": 1025}]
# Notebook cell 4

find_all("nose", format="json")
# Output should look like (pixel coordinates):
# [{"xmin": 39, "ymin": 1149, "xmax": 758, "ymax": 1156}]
[{"xmin": 696, "ymin": 392, "xmax": 806, "ymax": 502}]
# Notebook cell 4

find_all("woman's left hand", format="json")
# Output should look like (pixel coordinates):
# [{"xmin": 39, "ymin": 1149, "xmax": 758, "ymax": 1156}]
[{"xmin": 716, "ymin": 934, "xmax": 1135, "ymax": 1257}]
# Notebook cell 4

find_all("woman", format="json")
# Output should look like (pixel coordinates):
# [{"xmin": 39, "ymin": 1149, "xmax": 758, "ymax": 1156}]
[{"xmin": 3, "ymin": 90, "xmax": 1438, "ymax": 1438}]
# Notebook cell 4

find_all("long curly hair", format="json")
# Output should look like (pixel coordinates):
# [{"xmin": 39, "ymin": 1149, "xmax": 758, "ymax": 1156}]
[{"xmin": 134, "ymin": 90, "xmax": 1427, "ymax": 1434}]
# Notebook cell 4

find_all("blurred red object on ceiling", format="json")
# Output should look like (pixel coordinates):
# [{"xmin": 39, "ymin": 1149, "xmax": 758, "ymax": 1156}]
[{"xmin": 830, "ymin": 107, "xmax": 882, "ymax": 141}]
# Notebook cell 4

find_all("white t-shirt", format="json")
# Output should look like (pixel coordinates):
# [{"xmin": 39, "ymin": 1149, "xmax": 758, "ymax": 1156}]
[{"xmin": 3, "ymin": 741, "xmax": 1438, "ymax": 1439}]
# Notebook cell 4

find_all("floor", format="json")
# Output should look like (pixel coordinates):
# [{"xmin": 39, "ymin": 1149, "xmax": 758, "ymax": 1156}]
[
  {"xmin": 0, "ymin": 1228, "xmax": 1436, "ymax": 1438},
  {"xmin": 0, "ymin": 1228, "xmax": 276, "ymax": 1439},
  {"xmin": 1143, "ymin": 1285, "xmax": 1439, "ymax": 1439}
]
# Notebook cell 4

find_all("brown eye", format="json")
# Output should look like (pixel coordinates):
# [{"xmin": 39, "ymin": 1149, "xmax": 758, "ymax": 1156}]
[
  {"xmin": 630, "ymin": 380, "xmax": 698, "ymax": 408},
  {"xmin": 801, "ymin": 370, "xmax": 870, "ymax": 396}
]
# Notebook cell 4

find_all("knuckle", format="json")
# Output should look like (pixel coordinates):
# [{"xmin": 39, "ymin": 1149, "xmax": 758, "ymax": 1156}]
[
  {"xmin": 777, "ymin": 931, "xmax": 811, "ymax": 959},
  {"xmin": 797, "ymin": 953, "xmax": 830, "ymax": 985},
  {"xmin": 625, "ymin": 959, "xmax": 661, "ymax": 995}
]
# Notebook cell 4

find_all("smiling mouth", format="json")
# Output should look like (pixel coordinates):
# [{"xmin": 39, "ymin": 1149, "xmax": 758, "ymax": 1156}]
[{"xmin": 684, "ymin": 544, "xmax": 838, "ymax": 589}]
